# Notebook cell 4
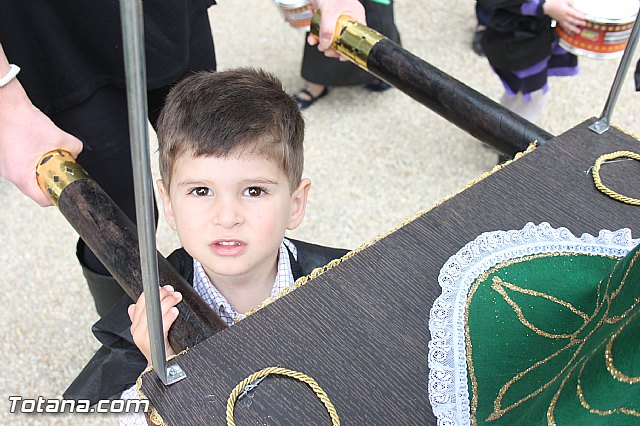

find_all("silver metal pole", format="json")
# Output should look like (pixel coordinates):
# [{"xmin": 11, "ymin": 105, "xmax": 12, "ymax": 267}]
[
  {"xmin": 119, "ymin": 0, "xmax": 185, "ymax": 386},
  {"xmin": 589, "ymin": 10, "xmax": 640, "ymax": 134}
]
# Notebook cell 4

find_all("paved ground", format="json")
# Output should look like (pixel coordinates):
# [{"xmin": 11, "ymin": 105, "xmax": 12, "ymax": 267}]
[{"xmin": 2, "ymin": 1, "xmax": 639, "ymax": 424}]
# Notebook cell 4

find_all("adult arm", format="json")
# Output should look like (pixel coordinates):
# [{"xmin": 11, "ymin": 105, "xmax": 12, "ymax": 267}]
[
  {"xmin": 307, "ymin": 0, "xmax": 366, "ymax": 58},
  {"xmin": 0, "ymin": 43, "xmax": 83, "ymax": 206}
]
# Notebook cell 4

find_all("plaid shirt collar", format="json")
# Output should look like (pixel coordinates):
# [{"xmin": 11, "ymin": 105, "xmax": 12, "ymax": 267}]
[{"xmin": 192, "ymin": 238, "xmax": 297, "ymax": 326}]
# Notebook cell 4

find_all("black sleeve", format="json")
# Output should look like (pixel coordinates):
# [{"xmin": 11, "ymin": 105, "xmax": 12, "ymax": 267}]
[
  {"xmin": 478, "ymin": 0, "xmax": 525, "ymax": 11},
  {"xmin": 63, "ymin": 296, "xmax": 146, "ymax": 404},
  {"xmin": 63, "ymin": 248, "xmax": 194, "ymax": 404}
]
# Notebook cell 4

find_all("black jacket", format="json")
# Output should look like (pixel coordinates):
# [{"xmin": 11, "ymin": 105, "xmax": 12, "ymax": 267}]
[
  {"xmin": 1, "ymin": 0, "xmax": 215, "ymax": 115},
  {"xmin": 63, "ymin": 239, "xmax": 349, "ymax": 404},
  {"xmin": 478, "ymin": 0, "xmax": 554, "ymax": 71}
]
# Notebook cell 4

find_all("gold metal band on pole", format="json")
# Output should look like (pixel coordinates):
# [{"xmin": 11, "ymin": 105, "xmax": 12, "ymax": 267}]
[
  {"xmin": 35, "ymin": 150, "xmax": 89, "ymax": 206},
  {"xmin": 310, "ymin": 13, "xmax": 384, "ymax": 69}
]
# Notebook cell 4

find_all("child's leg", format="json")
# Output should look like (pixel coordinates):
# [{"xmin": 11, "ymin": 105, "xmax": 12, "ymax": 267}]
[{"xmin": 499, "ymin": 89, "xmax": 547, "ymax": 124}]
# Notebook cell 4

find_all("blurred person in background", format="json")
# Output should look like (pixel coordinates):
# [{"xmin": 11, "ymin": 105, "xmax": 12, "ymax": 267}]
[
  {"xmin": 292, "ymin": 0, "xmax": 401, "ymax": 109},
  {"xmin": 478, "ymin": 0, "xmax": 585, "ymax": 123},
  {"xmin": 472, "ymin": 3, "xmax": 494, "ymax": 56}
]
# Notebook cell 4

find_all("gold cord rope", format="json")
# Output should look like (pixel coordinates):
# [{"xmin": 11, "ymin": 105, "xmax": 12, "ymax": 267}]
[
  {"xmin": 592, "ymin": 151, "xmax": 640, "ymax": 206},
  {"xmin": 226, "ymin": 367, "xmax": 340, "ymax": 426}
]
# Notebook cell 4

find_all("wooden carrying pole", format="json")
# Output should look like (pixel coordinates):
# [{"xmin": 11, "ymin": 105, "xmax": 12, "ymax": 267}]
[
  {"xmin": 310, "ymin": 14, "xmax": 554, "ymax": 156},
  {"xmin": 35, "ymin": 150, "xmax": 227, "ymax": 352}
]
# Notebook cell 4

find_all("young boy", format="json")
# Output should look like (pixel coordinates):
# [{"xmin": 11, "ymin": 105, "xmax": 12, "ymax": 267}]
[{"xmin": 63, "ymin": 68, "xmax": 348, "ymax": 410}]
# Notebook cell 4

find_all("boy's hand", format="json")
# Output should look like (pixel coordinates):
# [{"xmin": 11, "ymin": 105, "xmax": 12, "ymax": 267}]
[
  {"xmin": 543, "ymin": 0, "xmax": 586, "ymax": 35},
  {"xmin": 128, "ymin": 285, "xmax": 182, "ymax": 364}
]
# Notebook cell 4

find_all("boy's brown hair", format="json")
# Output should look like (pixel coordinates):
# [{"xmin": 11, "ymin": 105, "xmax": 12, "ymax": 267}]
[{"xmin": 157, "ymin": 68, "xmax": 305, "ymax": 191}]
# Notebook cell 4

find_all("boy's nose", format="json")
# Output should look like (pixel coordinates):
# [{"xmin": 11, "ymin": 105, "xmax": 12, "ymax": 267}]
[{"xmin": 214, "ymin": 198, "xmax": 242, "ymax": 228}]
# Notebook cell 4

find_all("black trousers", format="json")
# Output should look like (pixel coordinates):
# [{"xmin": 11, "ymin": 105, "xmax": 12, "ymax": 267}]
[{"xmin": 48, "ymin": 12, "xmax": 216, "ymax": 313}]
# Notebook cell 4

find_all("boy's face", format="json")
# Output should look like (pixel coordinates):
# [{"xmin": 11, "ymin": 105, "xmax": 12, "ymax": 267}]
[{"xmin": 157, "ymin": 152, "xmax": 310, "ymax": 285}]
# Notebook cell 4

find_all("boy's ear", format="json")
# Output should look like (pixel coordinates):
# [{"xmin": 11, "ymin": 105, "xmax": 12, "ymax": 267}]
[
  {"xmin": 287, "ymin": 178, "xmax": 311, "ymax": 230},
  {"xmin": 156, "ymin": 179, "xmax": 177, "ymax": 231}
]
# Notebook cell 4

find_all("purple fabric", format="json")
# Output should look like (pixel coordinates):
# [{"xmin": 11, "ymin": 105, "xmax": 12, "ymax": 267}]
[
  {"xmin": 552, "ymin": 40, "xmax": 570, "ymax": 55},
  {"xmin": 548, "ymin": 66, "xmax": 580, "ymax": 77},
  {"xmin": 514, "ymin": 56, "xmax": 551, "ymax": 79},
  {"xmin": 521, "ymin": 0, "xmax": 541, "ymax": 16},
  {"xmin": 494, "ymin": 40, "xmax": 578, "ymax": 96},
  {"xmin": 501, "ymin": 81, "xmax": 549, "ymax": 99}
]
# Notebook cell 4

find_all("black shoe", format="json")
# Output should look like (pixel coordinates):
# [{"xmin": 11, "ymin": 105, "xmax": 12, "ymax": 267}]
[
  {"xmin": 472, "ymin": 28, "xmax": 485, "ymax": 57},
  {"xmin": 293, "ymin": 87, "xmax": 329, "ymax": 110},
  {"xmin": 363, "ymin": 79, "xmax": 392, "ymax": 92}
]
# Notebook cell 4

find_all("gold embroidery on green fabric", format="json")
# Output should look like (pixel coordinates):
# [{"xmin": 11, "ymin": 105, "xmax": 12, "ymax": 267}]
[
  {"xmin": 547, "ymin": 294, "xmax": 612, "ymax": 426},
  {"xmin": 605, "ymin": 249, "xmax": 640, "ymax": 324},
  {"xmin": 466, "ymin": 249, "xmax": 639, "ymax": 425},
  {"xmin": 578, "ymin": 319, "xmax": 640, "ymax": 415},
  {"xmin": 492, "ymin": 277, "xmax": 589, "ymax": 338},
  {"xmin": 547, "ymin": 356, "xmax": 583, "ymax": 425},
  {"xmin": 550, "ymin": 311, "xmax": 640, "ymax": 423},
  {"xmin": 606, "ymin": 297, "xmax": 640, "ymax": 324},
  {"xmin": 604, "ymin": 310, "xmax": 640, "ymax": 385},
  {"xmin": 487, "ymin": 341, "xmax": 581, "ymax": 422},
  {"xmin": 467, "ymin": 253, "xmax": 615, "ymax": 423},
  {"xmin": 465, "ymin": 253, "xmax": 576, "ymax": 423},
  {"xmin": 542, "ymin": 250, "xmax": 638, "ymax": 423},
  {"xmin": 609, "ymin": 247, "xmax": 639, "ymax": 302}
]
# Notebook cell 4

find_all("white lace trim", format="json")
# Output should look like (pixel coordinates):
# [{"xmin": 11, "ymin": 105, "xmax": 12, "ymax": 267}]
[{"xmin": 427, "ymin": 222, "xmax": 638, "ymax": 426}]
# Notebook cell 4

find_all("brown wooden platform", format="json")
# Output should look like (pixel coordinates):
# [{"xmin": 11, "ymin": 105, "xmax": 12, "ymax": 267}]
[{"xmin": 140, "ymin": 119, "xmax": 640, "ymax": 425}]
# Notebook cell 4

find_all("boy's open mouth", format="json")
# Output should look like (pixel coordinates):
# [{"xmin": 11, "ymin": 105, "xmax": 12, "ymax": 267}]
[{"xmin": 210, "ymin": 240, "xmax": 246, "ymax": 256}]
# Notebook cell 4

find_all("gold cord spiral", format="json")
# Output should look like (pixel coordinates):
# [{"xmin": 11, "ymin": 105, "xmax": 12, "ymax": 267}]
[{"xmin": 592, "ymin": 151, "xmax": 640, "ymax": 206}]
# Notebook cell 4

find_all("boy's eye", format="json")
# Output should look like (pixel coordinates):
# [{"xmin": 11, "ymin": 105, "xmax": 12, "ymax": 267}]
[
  {"xmin": 189, "ymin": 187, "xmax": 213, "ymax": 197},
  {"xmin": 244, "ymin": 187, "xmax": 265, "ymax": 197}
]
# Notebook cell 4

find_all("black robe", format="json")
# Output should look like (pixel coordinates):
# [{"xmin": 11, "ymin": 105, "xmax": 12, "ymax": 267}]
[
  {"xmin": 1, "ymin": 0, "xmax": 216, "ymax": 116},
  {"xmin": 63, "ymin": 239, "xmax": 349, "ymax": 404},
  {"xmin": 478, "ymin": 0, "xmax": 553, "ymax": 71},
  {"xmin": 300, "ymin": 0, "xmax": 401, "ymax": 86}
]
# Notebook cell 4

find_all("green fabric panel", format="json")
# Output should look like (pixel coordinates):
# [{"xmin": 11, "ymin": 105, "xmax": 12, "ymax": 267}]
[
  {"xmin": 370, "ymin": 0, "xmax": 391, "ymax": 5},
  {"xmin": 466, "ymin": 245, "xmax": 640, "ymax": 425}
]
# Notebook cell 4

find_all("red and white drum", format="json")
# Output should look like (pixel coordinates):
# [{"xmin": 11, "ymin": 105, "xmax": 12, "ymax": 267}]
[
  {"xmin": 557, "ymin": 0, "xmax": 639, "ymax": 59},
  {"xmin": 272, "ymin": 0, "xmax": 314, "ymax": 29}
]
